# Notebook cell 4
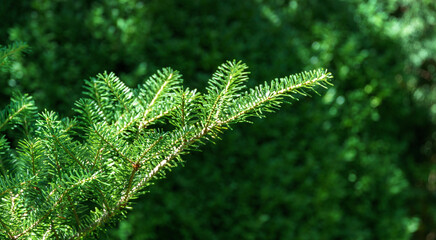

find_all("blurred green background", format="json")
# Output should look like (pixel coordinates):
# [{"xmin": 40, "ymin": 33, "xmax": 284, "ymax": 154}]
[{"xmin": 1, "ymin": 0, "xmax": 436, "ymax": 239}]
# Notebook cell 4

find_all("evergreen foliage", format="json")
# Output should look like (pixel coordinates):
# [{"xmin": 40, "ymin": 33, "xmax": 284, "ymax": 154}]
[
  {"xmin": 0, "ymin": 42, "xmax": 29, "ymax": 73},
  {"xmin": 2, "ymin": 1, "xmax": 435, "ymax": 239},
  {"xmin": 0, "ymin": 59, "xmax": 332, "ymax": 239}
]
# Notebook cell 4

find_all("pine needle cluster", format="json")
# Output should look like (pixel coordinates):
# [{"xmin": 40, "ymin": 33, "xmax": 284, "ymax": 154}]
[{"xmin": 0, "ymin": 59, "xmax": 332, "ymax": 239}]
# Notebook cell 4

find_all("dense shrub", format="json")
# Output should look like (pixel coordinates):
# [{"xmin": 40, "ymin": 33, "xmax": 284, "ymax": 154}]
[{"xmin": 1, "ymin": 0, "xmax": 435, "ymax": 239}]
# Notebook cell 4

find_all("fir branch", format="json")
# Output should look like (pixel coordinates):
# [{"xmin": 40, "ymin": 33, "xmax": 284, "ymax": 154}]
[
  {"xmin": 97, "ymin": 72, "xmax": 134, "ymax": 113},
  {"xmin": 82, "ymin": 79, "xmax": 110, "ymax": 123},
  {"xmin": 0, "ymin": 60, "xmax": 333, "ymax": 239},
  {"xmin": 12, "ymin": 171, "xmax": 101, "ymax": 239},
  {"xmin": 44, "ymin": 114, "xmax": 85, "ymax": 170},
  {"xmin": 92, "ymin": 123, "xmax": 134, "ymax": 164},
  {"xmin": 75, "ymin": 124, "xmax": 215, "ymax": 238},
  {"xmin": 203, "ymin": 60, "xmax": 249, "ymax": 126},
  {"xmin": 0, "ymin": 42, "xmax": 29, "ymax": 71},
  {"xmin": 0, "ymin": 92, "xmax": 36, "ymax": 132},
  {"xmin": 137, "ymin": 68, "xmax": 182, "ymax": 131},
  {"xmin": 0, "ymin": 174, "xmax": 38, "ymax": 197},
  {"xmin": 220, "ymin": 68, "xmax": 333, "ymax": 124},
  {"xmin": 137, "ymin": 135, "xmax": 164, "ymax": 165}
]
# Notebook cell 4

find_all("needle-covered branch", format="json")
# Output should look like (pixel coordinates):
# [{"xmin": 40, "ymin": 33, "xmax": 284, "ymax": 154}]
[{"xmin": 0, "ymin": 60, "xmax": 333, "ymax": 239}]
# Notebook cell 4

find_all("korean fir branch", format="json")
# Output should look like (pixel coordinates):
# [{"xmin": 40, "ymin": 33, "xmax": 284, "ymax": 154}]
[
  {"xmin": 72, "ymin": 60, "xmax": 332, "ymax": 238},
  {"xmin": 0, "ymin": 60, "xmax": 333, "ymax": 239}
]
